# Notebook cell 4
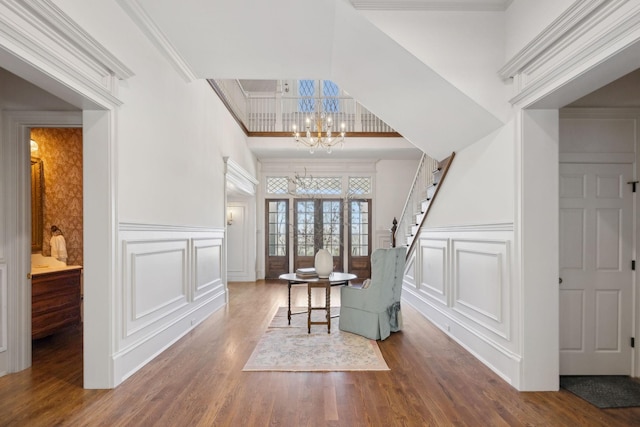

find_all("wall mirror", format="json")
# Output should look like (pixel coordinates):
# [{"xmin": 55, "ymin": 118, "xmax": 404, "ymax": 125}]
[{"xmin": 31, "ymin": 157, "xmax": 44, "ymax": 253}]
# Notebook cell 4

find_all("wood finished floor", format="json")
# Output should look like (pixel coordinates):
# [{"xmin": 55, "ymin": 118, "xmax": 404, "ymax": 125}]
[{"xmin": 1, "ymin": 280, "xmax": 639, "ymax": 426}]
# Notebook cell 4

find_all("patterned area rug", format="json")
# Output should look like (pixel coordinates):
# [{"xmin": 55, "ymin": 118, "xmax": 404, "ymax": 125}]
[
  {"xmin": 560, "ymin": 376, "xmax": 640, "ymax": 408},
  {"xmin": 243, "ymin": 307, "xmax": 389, "ymax": 372}
]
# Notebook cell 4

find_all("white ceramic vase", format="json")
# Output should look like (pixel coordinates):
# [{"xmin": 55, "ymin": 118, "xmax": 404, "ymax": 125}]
[{"xmin": 314, "ymin": 248, "xmax": 333, "ymax": 278}]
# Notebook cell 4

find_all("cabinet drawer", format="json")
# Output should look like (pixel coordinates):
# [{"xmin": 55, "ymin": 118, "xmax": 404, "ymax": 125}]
[{"xmin": 32, "ymin": 268, "xmax": 82, "ymax": 339}]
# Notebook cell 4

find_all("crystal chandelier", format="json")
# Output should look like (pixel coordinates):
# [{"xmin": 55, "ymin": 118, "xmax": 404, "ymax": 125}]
[{"xmin": 292, "ymin": 103, "xmax": 346, "ymax": 154}]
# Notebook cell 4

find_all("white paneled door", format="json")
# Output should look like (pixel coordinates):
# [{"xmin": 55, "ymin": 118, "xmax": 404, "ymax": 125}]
[{"xmin": 559, "ymin": 163, "xmax": 634, "ymax": 375}]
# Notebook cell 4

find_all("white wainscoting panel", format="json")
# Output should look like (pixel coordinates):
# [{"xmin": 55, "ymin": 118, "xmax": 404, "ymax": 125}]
[
  {"xmin": 452, "ymin": 239, "xmax": 510, "ymax": 340},
  {"xmin": 418, "ymin": 238, "xmax": 448, "ymax": 306},
  {"xmin": 124, "ymin": 239, "xmax": 189, "ymax": 336},
  {"xmin": 402, "ymin": 223, "xmax": 518, "ymax": 387},
  {"xmin": 403, "ymin": 252, "xmax": 416, "ymax": 289},
  {"xmin": 193, "ymin": 238, "xmax": 223, "ymax": 301},
  {"xmin": 115, "ymin": 224, "xmax": 226, "ymax": 384}
]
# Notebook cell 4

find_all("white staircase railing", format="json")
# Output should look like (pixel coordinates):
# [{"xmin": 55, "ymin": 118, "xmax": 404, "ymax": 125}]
[
  {"xmin": 211, "ymin": 79, "xmax": 396, "ymax": 134},
  {"xmin": 393, "ymin": 152, "xmax": 454, "ymax": 254}
]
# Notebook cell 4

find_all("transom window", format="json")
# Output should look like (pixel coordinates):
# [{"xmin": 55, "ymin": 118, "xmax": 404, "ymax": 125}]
[
  {"xmin": 266, "ymin": 176, "xmax": 289, "ymax": 194},
  {"xmin": 295, "ymin": 177, "xmax": 342, "ymax": 195},
  {"xmin": 348, "ymin": 177, "xmax": 371, "ymax": 195}
]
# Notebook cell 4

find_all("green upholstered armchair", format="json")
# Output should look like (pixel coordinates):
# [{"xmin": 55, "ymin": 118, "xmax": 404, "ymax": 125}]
[{"xmin": 339, "ymin": 246, "xmax": 407, "ymax": 340}]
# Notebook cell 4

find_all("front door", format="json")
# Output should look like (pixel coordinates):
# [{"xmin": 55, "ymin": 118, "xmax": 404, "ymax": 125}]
[
  {"xmin": 559, "ymin": 162, "xmax": 634, "ymax": 375},
  {"xmin": 265, "ymin": 199, "xmax": 289, "ymax": 279},
  {"xmin": 293, "ymin": 199, "xmax": 344, "ymax": 272}
]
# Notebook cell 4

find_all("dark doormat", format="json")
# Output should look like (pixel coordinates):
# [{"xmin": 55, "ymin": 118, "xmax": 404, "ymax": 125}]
[{"xmin": 560, "ymin": 376, "xmax": 640, "ymax": 408}]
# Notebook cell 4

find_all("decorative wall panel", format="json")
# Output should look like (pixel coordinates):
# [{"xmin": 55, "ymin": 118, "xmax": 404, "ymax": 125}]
[
  {"xmin": 116, "ymin": 224, "xmax": 226, "ymax": 384},
  {"xmin": 124, "ymin": 239, "xmax": 189, "ymax": 336},
  {"xmin": 419, "ymin": 238, "xmax": 448, "ymax": 305},
  {"xmin": 403, "ymin": 224, "xmax": 516, "ymax": 387},
  {"xmin": 193, "ymin": 238, "xmax": 223, "ymax": 301},
  {"xmin": 452, "ymin": 239, "xmax": 510, "ymax": 339}
]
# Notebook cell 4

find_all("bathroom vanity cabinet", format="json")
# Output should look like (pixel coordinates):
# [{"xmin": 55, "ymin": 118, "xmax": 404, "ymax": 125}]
[{"xmin": 32, "ymin": 267, "xmax": 82, "ymax": 339}]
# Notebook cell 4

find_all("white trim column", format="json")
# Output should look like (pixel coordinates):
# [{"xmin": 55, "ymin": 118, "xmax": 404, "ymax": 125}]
[{"xmin": 516, "ymin": 109, "xmax": 559, "ymax": 390}]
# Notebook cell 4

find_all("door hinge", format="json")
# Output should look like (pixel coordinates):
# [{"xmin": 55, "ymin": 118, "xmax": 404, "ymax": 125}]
[
  {"xmin": 633, "ymin": 260, "xmax": 636, "ymax": 271},
  {"xmin": 632, "ymin": 337, "xmax": 635, "ymax": 348}
]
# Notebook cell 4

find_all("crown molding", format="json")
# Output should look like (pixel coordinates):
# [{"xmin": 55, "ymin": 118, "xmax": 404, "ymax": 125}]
[
  {"xmin": 499, "ymin": 0, "xmax": 618, "ymax": 80},
  {"xmin": 508, "ymin": 4, "xmax": 640, "ymax": 106},
  {"xmin": 0, "ymin": 0, "xmax": 134, "ymax": 106},
  {"xmin": 225, "ymin": 157, "xmax": 259, "ymax": 196},
  {"xmin": 18, "ymin": 0, "xmax": 134, "ymax": 80},
  {"xmin": 350, "ymin": 0, "xmax": 511, "ymax": 11},
  {"xmin": 116, "ymin": 0, "xmax": 198, "ymax": 82}
]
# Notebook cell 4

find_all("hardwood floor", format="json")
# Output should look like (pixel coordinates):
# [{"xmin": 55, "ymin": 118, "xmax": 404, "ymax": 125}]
[{"xmin": 1, "ymin": 281, "xmax": 639, "ymax": 426}]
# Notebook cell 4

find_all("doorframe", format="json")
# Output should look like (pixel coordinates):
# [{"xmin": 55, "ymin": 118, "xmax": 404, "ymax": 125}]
[
  {"xmin": 3, "ymin": 111, "xmax": 82, "ymax": 373},
  {"xmin": 558, "ymin": 107, "xmax": 640, "ymax": 377}
]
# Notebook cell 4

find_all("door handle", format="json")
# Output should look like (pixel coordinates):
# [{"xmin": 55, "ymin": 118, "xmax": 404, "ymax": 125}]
[
  {"xmin": 559, "ymin": 277, "xmax": 563, "ymax": 285},
  {"xmin": 27, "ymin": 273, "xmax": 32, "ymax": 279}
]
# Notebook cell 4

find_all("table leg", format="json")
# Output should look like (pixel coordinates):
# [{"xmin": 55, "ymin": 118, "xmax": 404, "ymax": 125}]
[
  {"xmin": 307, "ymin": 283, "xmax": 312, "ymax": 334},
  {"xmin": 326, "ymin": 283, "xmax": 331, "ymax": 334},
  {"xmin": 287, "ymin": 281, "xmax": 292, "ymax": 325}
]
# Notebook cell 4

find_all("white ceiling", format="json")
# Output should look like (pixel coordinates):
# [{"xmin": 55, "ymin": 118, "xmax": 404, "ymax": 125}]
[
  {"xmin": 127, "ymin": 0, "xmax": 504, "ymax": 160},
  {"xmin": 1, "ymin": 0, "xmax": 637, "ymax": 163},
  {"xmin": 567, "ymin": 68, "xmax": 640, "ymax": 108}
]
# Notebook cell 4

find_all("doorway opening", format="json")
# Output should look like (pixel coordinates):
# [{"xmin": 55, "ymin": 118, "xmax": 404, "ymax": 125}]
[{"xmin": 29, "ymin": 127, "xmax": 84, "ymax": 369}]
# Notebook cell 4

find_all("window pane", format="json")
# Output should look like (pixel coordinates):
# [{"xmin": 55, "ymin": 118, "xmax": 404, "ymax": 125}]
[
  {"xmin": 349, "ymin": 177, "xmax": 371, "ymax": 195},
  {"xmin": 267, "ymin": 200, "xmax": 287, "ymax": 256},
  {"xmin": 299, "ymin": 80, "xmax": 315, "ymax": 112},
  {"xmin": 349, "ymin": 200, "xmax": 370, "ymax": 258},
  {"xmin": 267, "ymin": 177, "xmax": 289, "ymax": 194}
]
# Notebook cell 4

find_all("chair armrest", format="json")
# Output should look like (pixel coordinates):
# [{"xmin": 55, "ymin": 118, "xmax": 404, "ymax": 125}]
[{"xmin": 341, "ymin": 285, "xmax": 380, "ymax": 311}]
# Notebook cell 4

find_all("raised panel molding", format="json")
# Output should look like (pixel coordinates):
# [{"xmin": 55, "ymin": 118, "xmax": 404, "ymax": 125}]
[
  {"xmin": 117, "ymin": 223, "xmax": 226, "ymax": 359},
  {"xmin": 192, "ymin": 238, "xmax": 223, "ymax": 301},
  {"xmin": 418, "ymin": 238, "xmax": 448, "ymax": 306},
  {"xmin": 403, "ymin": 252, "xmax": 416, "ymax": 289},
  {"xmin": 123, "ymin": 239, "xmax": 189, "ymax": 336},
  {"xmin": 402, "ymin": 223, "xmax": 517, "ymax": 386},
  {"xmin": 452, "ymin": 239, "xmax": 511, "ymax": 340}
]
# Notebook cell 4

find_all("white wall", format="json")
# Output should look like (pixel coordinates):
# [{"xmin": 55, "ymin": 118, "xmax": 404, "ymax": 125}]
[
  {"xmin": 360, "ymin": 9, "xmax": 509, "ymax": 122},
  {"xmin": 374, "ymin": 158, "xmax": 421, "ymax": 247},
  {"xmin": 54, "ymin": 0, "xmax": 256, "ymax": 227},
  {"xmin": 0, "ymin": 0, "xmax": 258, "ymax": 387},
  {"xmin": 424, "ymin": 123, "xmax": 515, "ymax": 227}
]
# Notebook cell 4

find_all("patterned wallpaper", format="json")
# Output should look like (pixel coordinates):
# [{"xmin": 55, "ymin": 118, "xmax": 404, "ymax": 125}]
[{"xmin": 31, "ymin": 128, "xmax": 83, "ymax": 266}]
